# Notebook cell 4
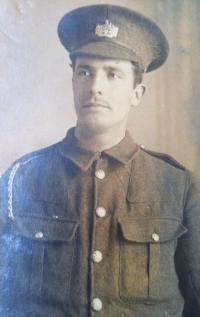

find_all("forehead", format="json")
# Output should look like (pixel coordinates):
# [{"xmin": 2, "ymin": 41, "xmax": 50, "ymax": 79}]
[{"xmin": 74, "ymin": 55, "xmax": 133, "ymax": 72}]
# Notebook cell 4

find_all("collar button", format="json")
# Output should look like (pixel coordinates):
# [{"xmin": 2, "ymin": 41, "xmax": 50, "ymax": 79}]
[{"xmin": 95, "ymin": 169, "xmax": 105, "ymax": 179}]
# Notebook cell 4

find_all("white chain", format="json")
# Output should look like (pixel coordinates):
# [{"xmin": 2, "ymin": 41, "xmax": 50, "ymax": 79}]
[
  {"xmin": 7, "ymin": 156, "xmax": 40, "ymax": 220},
  {"xmin": 8, "ymin": 162, "xmax": 22, "ymax": 220}
]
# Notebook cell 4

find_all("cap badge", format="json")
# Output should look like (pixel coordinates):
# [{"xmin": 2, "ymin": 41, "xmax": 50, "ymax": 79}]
[{"xmin": 95, "ymin": 20, "xmax": 119, "ymax": 38}]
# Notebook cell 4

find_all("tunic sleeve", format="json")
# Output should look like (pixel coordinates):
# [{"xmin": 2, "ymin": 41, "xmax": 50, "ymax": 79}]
[{"xmin": 175, "ymin": 171, "xmax": 200, "ymax": 317}]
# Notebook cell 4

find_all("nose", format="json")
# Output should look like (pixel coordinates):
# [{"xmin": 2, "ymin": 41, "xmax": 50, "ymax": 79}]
[{"xmin": 89, "ymin": 73, "xmax": 103, "ymax": 95}]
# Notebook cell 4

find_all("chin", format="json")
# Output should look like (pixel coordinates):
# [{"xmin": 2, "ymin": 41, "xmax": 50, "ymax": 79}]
[{"xmin": 84, "ymin": 120, "xmax": 111, "ymax": 133}]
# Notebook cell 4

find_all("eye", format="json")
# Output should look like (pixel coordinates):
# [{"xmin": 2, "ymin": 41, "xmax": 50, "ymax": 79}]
[
  {"xmin": 108, "ymin": 72, "xmax": 121, "ymax": 79},
  {"xmin": 78, "ymin": 70, "xmax": 90, "ymax": 76}
]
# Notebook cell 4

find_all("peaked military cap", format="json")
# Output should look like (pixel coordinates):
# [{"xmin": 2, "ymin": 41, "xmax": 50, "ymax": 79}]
[{"xmin": 58, "ymin": 4, "xmax": 169, "ymax": 73}]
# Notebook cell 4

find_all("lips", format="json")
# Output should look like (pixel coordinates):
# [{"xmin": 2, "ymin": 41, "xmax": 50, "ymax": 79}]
[{"xmin": 83, "ymin": 102, "xmax": 109, "ymax": 109}]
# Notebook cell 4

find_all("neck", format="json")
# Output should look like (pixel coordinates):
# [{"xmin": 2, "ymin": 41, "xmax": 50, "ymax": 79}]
[{"xmin": 74, "ymin": 124, "xmax": 126, "ymax": 152}]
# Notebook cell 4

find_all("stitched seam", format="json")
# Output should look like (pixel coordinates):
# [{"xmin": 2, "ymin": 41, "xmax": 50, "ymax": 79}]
[
  {"xmin": 122, "ymin": 164, "xmax": 131, "ymax": 176},
  {"xmin": 114, "ymin": 171, "xmax": 127, "ymax": 192}
]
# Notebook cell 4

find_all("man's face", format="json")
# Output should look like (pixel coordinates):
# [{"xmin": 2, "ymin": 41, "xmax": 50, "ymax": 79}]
[{"xmin": 72, "ymin": 55, "xmax": 143, "ymax": 133}]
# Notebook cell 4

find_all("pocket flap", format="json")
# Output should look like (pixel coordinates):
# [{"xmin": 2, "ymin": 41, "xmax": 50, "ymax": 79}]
[
  {"xmin": 11, "ymin": 215, "xmax": 79, "ymax": 242},
  {"xmin": 118, "ymin": 218, "xmax": 187, "ymax": 243}
]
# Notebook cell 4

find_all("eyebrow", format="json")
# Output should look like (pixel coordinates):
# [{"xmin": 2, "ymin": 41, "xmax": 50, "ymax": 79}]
[
  {"xmin": 76, "ymin": 64, "xmax": 91, "ymax": 70},
  {"xmin": 106, "ymin": 66, "xmax": 125, "ymax": 73},
  {"xmin": 105, "ymin": 65, "xmax": 126, "ymax": 77},
  {"xmin": 76, "ymin": 63, "xmax": 126, "ymax": 76}
]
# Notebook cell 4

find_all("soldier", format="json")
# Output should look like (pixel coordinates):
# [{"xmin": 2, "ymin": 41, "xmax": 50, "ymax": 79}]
[{"xmin": 0, "ymin": 4, "xmax": 200, "ymax": 317}]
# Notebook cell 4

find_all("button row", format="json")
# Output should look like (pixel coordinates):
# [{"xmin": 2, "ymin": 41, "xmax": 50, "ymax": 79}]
[{"xmin": 92, "ymin": 196, "xmax": 105, "ymax": 311}]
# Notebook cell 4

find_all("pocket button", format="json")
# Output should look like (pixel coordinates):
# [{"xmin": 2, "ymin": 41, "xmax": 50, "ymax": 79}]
[
  {"xmin": 152, "ymin": 233, "xmax": 159, "ymax": 241},
  {"xmin": 35, "ymin": 232, "xmax": 44, "ymax": 239}
]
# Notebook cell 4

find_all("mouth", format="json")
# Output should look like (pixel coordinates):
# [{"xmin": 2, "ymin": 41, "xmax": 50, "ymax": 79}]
[{"xmin": 83, "ymin": 102, "xmax": 109, "ymax": 109}]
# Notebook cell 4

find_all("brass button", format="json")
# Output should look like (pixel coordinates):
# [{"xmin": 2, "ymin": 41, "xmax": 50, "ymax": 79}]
[
  {"xmin": 96, "ymin": 207, "xmax": 106, "ymax": 218},
  {"xmin": 35, "ymin": 232, "xmax": 43, "ymax": 239},
  {"xmin": 95, "ymin": 169, "xmax": 105, "ymax": 179},
  {"xmin": 152, "ymin": 233, "xmax": 159, "ymax": 241},
  {"xmin": 91, "ymin": 298, "xmax": 102, "ymax": 311},
  {"xmin": 91, "ymin": 251, "xmax": 103, "ymax": 263}
]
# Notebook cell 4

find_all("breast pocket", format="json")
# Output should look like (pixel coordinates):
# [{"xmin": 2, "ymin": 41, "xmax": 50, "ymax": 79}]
[
  {"xmin": 118, "ymin": 217, "xmax": 187, "ymax": 304},
  {"xmin": 9, "ymin": 214, "xmax": 78, "ymax": 303}
]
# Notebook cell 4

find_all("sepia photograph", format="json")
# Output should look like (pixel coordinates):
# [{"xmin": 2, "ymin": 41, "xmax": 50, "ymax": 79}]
[{"xmin": 0, "ymin": 0, "xmax": 200, "ymax": 316}]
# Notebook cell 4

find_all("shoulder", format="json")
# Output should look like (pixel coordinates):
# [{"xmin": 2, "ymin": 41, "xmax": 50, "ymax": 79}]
[
  {"xmin": 128, "ymin": 145, "xmax": 193, "ymax": 203},
  {"xmin": 1, "ymin": 142, "xmax": 63, "ymax": 196},
  {"xmin": 11, "ymin": 142, "xmax": 60, "ymax": 166},
  {"xmin": 0, "ymin": 142, "xmax": 64, "ymax": 220},
  {"xmin": 3, "ymin": 143, "xmax": 59, "ymax": 175},
  {"xmin": 139, "ymin": 146, "xmax": 186, "ymax": 171}
]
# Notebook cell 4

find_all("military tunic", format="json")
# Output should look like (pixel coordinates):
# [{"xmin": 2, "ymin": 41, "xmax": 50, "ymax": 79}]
[{"xmin": 0, "ymin": 128, "xmax": 200, "ymax": 316}]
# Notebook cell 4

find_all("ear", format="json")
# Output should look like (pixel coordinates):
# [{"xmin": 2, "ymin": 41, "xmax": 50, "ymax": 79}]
[{"xmin": 131, "ymin": 84, "xmax": 146, "ymax": 107}]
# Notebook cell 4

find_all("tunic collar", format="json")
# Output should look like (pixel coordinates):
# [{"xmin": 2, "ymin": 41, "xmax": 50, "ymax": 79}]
[{"xmin": 59, "ymin": 127, "xmax": 140, "ymax": 171}]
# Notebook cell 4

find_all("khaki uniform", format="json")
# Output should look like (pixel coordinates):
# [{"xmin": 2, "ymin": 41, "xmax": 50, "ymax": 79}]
[{"xmin": 1, "ymin": 128, "xmax": 200, "ymax": 316}]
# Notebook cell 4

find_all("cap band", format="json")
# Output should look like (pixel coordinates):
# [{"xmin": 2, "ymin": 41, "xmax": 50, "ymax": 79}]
[{"xmin": 70, "ymin": 37, "xmax": 139, "ymax": 60}]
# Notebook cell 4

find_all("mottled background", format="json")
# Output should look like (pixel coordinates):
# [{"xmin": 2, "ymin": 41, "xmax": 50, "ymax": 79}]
[{"xmin": 1, "ymin": 0, "xmax": 200, "ymax": 176}]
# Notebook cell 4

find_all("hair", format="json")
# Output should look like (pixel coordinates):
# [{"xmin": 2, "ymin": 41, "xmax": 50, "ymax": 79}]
[
  {"xmin": 131, "ymin": 61, "xmax": 143, "ymax": 88},
  {"xmin": 70, "ymin": 54, "xmax": 144, "ymax": 88}
]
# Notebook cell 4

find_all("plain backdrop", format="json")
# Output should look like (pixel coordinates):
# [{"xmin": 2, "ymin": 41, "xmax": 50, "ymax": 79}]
[{"xmin": 1, "ymin": 0, "xmax": 200, "ymax": 177}]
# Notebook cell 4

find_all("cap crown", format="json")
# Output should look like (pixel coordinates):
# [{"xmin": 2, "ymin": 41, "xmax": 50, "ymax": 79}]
[{"xmin": 58, "ymin": 5, "xmax": 169, "ymax": 72}]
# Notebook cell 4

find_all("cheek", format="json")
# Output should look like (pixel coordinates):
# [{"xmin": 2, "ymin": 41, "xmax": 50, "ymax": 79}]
[
  {"xmin": 73, "ymin": 79, "xmax": 89, "ymax": 98},
  {"xmin": 113, "ymin": 86, "xmax": 133, "ymax": 105},
  {"xmin": 73, "ymin": 82, "xmax": 84, "ymax": 103}
]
